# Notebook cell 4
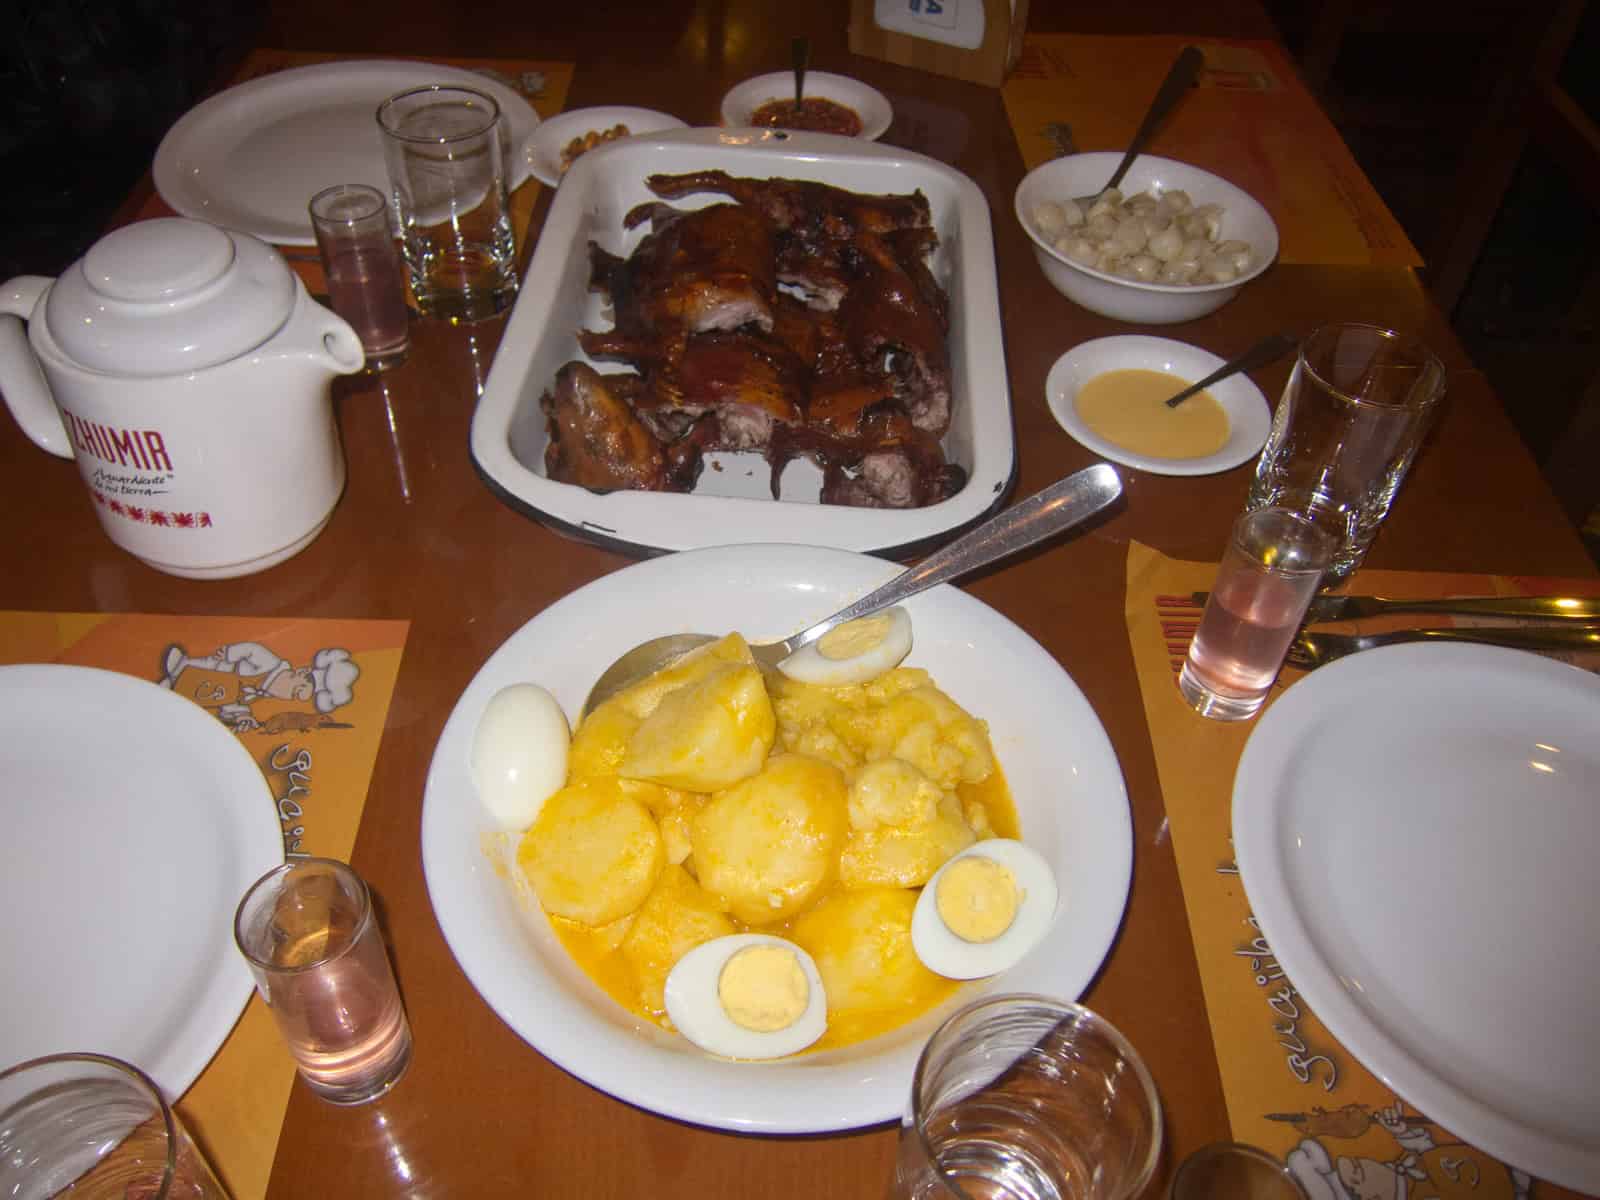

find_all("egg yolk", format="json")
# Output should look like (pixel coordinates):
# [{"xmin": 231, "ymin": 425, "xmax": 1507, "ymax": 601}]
[
  {"xmin": 718, "ymin": 944, "xmax": 809, "ymax": 1032},
  {"xmin": 936, "ymin": 857, "xmax": 1020, "ymax": 943},
  {"xmin": 815, "ymin": 613, "xmax": 892, "ymax": 661}
]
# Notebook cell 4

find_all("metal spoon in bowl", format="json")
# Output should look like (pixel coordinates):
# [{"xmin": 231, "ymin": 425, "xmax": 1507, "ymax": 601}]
[
  {"xmin": 1075, "ymin": 45, "xmax": 1205, "ymax": 208},
  {"xmin": 1165, "ymin": 332, "xmax": 1299, "ymax": 408},
  {"xmin": 581, "ymin": 462, "xmax": 1124, "ymax": 717},
  {"xmin": 792, "ymin": 37, "xmax": 809, "ymax": 116}
]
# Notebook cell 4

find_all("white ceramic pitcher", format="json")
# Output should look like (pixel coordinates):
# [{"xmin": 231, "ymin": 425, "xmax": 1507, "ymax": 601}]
[{"xmin": 0, "ymin": 218, "xmax": 365, "ymax": 579}]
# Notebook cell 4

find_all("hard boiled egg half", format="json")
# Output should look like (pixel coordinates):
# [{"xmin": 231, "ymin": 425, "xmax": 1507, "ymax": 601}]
[
  {"xmin": 777, "ymin": 606, "xmax": 912, "ymax": 687},
  {"xmin": 664, "ymin": 933, "xmax": 828, "ymax": 1059},
  {"xmin": 470, "ymin": 683, "xmax": 570, "ymax": 830},
  {"xmin": 911, "ymin": 840, "xmax": 1059, "ymax": 980}
]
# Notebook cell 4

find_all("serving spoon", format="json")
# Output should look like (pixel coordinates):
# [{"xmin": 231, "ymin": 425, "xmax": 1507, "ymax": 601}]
[
  {"xmin": 581, "ymin": 462, "xmax": 1124, "ymax": 717},
  {"xmin": 1165, "ymin": 332, "xmax": 1299, "ymax": 408},
  {"xmin": 792, "ymin": 37, "xmax": 809, "ymax": 115},
  {"xmin": 1074, "ymin": 45, "xmax": 1205, "ymax": 207}
]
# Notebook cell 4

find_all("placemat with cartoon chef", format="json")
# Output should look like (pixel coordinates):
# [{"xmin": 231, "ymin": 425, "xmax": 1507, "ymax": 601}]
[
  {"xmin": 1003, "ymin": 36, "xmax": 1422, "ymax": 267},
  {"xmin": 1122, "ymin": 541, "xmax": 1600, "ymax": 1200},
  {"xmin": 0, "ymin": 610, "xmax": 408, "ymax": 1200}
]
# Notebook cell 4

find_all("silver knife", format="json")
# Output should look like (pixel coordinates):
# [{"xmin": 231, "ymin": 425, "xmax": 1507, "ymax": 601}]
[{"xmin": 1190, "ymin": 591, "xmax": 1600, "ymax": 624}]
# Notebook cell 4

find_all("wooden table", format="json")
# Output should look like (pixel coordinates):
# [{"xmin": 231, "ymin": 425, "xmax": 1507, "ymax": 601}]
[{"xmin": 8, "ymin": 1, "xmax": 1594, "ymax": 1196}]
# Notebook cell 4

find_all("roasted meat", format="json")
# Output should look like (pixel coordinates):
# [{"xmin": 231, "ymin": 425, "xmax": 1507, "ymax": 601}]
[
  {"xmin": 541, "ymin": 363, "xmax": 700, "ymax": 492},
  {"xmin": 646, "ymin": 170, "xmax": 931, "ymax": 238},
  {"xmin": 590, "ymin": 202, "xmax": 777, "ymax": 336},
  {"xmin": 544, "ymin": 172, "xmax": 962, "ymax": 509}
]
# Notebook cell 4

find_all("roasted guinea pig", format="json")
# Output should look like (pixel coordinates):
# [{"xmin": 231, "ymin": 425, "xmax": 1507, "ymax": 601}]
[{"xmin": 541, "ymin": 172, "xmax": 960, "ymax": 509}]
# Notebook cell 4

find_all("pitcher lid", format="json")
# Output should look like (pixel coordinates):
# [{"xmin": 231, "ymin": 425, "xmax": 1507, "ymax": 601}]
[{"xmin": 46, "ymin": 219, "xmax": 298, "ymax": 376}]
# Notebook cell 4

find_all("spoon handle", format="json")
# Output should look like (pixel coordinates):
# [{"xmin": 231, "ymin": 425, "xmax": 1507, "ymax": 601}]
[
  {"xmin": 792, "ymin": 37, "xmax": 809, "ymax": 111},
  {"xmin": 1165, "ymin": 332, "xmax": 1300, "ymax": 408},
  {"xmin": 785, "ymin": 463, "xmax": 1124, "ymax": 655},
  {"xmin": 1104, "ymin": 45, "xmax": 1204, "ymax": 194}
]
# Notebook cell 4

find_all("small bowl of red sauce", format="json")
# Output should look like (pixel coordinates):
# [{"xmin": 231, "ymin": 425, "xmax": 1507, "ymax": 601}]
[{"xmin": 721, "ymin": 71, "xmax": 892, "ymax": 141}]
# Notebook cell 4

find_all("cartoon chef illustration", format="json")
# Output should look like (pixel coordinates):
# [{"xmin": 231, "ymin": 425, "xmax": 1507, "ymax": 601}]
[
  {"xmin": 1286, "ymin": 1103, "xmax": 1530, "ymax": 1200},
  {"xmin": 158, "ymin": 640, "xmax": 359, "ymax": 730}
]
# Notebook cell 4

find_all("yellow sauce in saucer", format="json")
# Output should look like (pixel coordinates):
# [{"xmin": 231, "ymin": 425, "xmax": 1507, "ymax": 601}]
[{"xmin": 1074, "ymin": 368, "xmax": 1229, "ymax": 460}]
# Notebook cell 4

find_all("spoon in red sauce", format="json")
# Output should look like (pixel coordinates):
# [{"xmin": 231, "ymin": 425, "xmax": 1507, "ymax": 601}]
[{"xmin": 792, "ymin": 37, "xmax": 809, "ymax": 116}]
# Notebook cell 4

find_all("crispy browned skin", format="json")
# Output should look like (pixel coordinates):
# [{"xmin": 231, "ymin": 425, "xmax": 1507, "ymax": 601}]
[
  {"xmin": 590, "ymin": 202, "xmax": 777, "ymax": 336},
  {"xmin": 551, "ymin": 174, "xmax": 959, "ymax": 507},
  {"xmin": 645, "ymin": 170, "xmax": 931, "ymax": 237},
  {"xmin": 541, "ymin": 363, "xmax": 699, "ymax": 492}
]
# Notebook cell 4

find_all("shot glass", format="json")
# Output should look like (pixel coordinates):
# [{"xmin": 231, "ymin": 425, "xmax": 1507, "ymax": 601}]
[
  {"xmin": 1245, "ymin": 322, "xmax": 1446, "ymax": 583},
  {"xmin": 891, "ymin": 994, "xmax": 1162, "ymax": 1200},
  {"xmin": 1178, "ymin": 506, "xmax": 1334, "ymax": 721},
  {"xmin": 1170, "ymin": 1142, "xmax": 1308, "ymax": 1200},
  {"xmin": 376, "ymin": 84, "xmax": 519, "ymax": 324},
  {"xmin": 234, "ymin": 858, "xmax": 412, "ymax": 1106},
  {"xmin": 309, "ymin": 183, "xmax": 410, "ymax": 371},
  {"xmin": 0, "ymin": 1052, "xmax": 229, "ymax": 1199}
]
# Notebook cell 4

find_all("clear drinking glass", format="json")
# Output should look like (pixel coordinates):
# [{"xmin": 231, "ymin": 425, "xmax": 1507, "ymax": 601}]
[
  {"xmin": 0, "ymin": 1052, "xmax": 229, "ymax": 1199},
  {"xmin": 1170, "ymin": 1142, "xmax": 1309, "ymax": 1200},
  {"xmin": 1245, "ymin": 322, "xmax": 1446, "ymax": 583},
  {"xmin": 376, "ymin": 84, "xmax": 519, "ymax": 323},
  {"xmin": 891, "ymin": 994, "xmax": 1163, "ymax": 1200},
  {"xmin": 308, "ymin": 183, "xmax": 410, "ymax": 371},
  {"xmin": 1179, "ymin": 506, "xmax": 1334, "ymax": 721},
  {"xmin": 234, "ymin": 857, "xmax": 413, "ymax": 1105}
]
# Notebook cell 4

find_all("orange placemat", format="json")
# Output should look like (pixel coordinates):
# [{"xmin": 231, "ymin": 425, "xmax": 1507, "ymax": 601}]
[
  {"xmin": 1124, "ymin": 542, "xmax": 1600, "ymax": 1199},
  {"xmin": 1003, "ymin": 36, "xmax": 1421, "ymax": 267},
  {"xmin": 0, "ymin": 612, "xmax": 409, "ymax": 1200},
  {"xmin": 132, "ymin": 49, "xmax": 576, "ymax": 294}
]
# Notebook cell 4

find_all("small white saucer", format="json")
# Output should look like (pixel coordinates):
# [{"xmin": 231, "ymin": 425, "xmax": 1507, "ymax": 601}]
[
  {"xmin": 720, "ymin": 72, "xmax": 892, "ymax": 141},
  {"xmin": 526, "ymin": 106, "xmax": 688, "ymax": 186},
  {"xmin": 1045, "ymin": 336, "xmax": 1273, "ymax": 476}
]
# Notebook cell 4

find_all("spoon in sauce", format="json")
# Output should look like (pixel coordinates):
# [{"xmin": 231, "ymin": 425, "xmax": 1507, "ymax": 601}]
[
  {"xmin": 792, "ymin": 37, "xmax": 809, "ymax": 116},
  {"xmin": 580, "ymin": 462, "xmax": 1124, "ymax": 717},
  {"xmin": 1166, "ymin": 332, "xmax": 1299, "ymax": 408}
]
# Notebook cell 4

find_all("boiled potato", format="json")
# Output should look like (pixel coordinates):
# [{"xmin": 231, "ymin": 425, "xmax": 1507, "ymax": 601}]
[
  {"xmin": 772, "ymin": 670, "xmax": 995, "ymax": 790},
  {"xmin": 517, "ymin": 776, "xmax": 664, "ymax": 926},
  {"xmin": 839, "ymin": 794, "xmax": 977, "ymax": 889},
  {"xmin": 621, "ymin": 864, "xmax": 735, "ymax": 1014},
  {"xmin": 791, "ymin": 886, "xmax": 946, "ymax": 1015},
  {"xmin": 690, "ymin": 753, "xmax": 848, "ymax": 924},
  {"xmin": 568, "ymin": 699, "xmax": 639, "ymax": 780},
  {"xmin": 848, "ymin": 758, "xmax": 942, "ymax": 830},
  {"xmin": 613, "ymin": 633, "xmax": 760, "ymax": 719},
  {"xmin": 621, "ymin": 660, "xmax": 776, "ymax": 792}
]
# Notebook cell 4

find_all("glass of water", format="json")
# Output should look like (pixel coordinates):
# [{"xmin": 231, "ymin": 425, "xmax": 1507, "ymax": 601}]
[
  {"xmin": 890, "ymin": 994, "xmax": 1162, "ymax": 1200},
  {"xmin": 1246, "ymin": 322, "xmax": 1446, "ymax": 584},
  {"xmin": 376, "ymin": 84, "xmax": 519, "ymax": 324}
]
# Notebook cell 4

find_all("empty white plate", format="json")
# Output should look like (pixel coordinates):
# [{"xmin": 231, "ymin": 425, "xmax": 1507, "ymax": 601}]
[
  {"xmin": 1233, "ymin": 644, "xmax": 1600, "ymax": 1192},
  {"xmin": 1045, "ymin": 335, "xmax": 1271, "ymax": 476},
  {"xmin": 0, "ymin": 664, "xmax": 283, "ymax": 1097},
  {"xmin": 154, "ymin": 60, "xmax": 541, "ymax": 245}
]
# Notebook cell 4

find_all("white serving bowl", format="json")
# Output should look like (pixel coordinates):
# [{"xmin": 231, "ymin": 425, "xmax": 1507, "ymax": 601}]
[
  {"xmin": 720, "ymin": 71, "xmax": 892, "ymax": 141},
  {"xmin": 421, "ymin": 544, "xmax": 1133, "ymax": 1134},
  {"xmin": 1014, "ymin": 152, "xmax": 1279, "ymax": 324}
]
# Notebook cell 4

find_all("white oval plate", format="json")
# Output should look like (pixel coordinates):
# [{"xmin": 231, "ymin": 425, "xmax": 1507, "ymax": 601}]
[
  {"xmin": 421, "ymin": 544, "xmax": 1131, "ymax": 1133},
  {"xmin": 154, "ymin": 60, "xmax": 542, "ymax": 246},
  {"xmin": 0, "ymin": 664, "xmax": 283, "ymax": 1097},
  {"xmin": 720, "ymin": 71, "xmax": 892, "ymax": 140},
  {"xmin": 1233, "ymin": 644, "xmax": 1600, "ymax": 1193},
  {"xmin": 526, "ymin": 106, "xmax": 688, "ymax": 187},
  {"xmin": 1045, "ymin": 336, "xmax": 1271, "ymax": 476}
]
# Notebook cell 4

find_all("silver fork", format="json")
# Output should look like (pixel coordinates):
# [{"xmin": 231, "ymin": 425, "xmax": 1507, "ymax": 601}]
[{"xmin": 1286, "ymin": 625, "xmax": 1600, "ymax": 671}]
